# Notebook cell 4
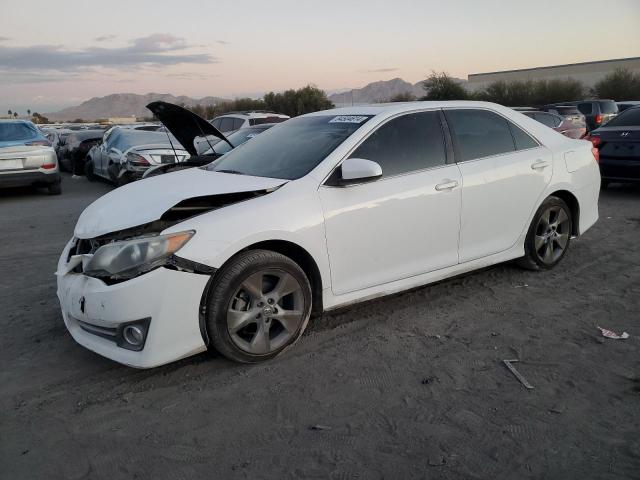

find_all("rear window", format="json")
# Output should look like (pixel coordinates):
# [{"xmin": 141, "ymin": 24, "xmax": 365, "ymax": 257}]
[
  {"xmin": 598, "ymin": 101, "xmax": 618, "ymax": 114},
  {"xmin": 555, "ymin": 107, "xmax": 580, "ymax": 116},
  {"xmin": 250, "ymin": 117, "xmax": 288, "ymax": 126},
  {"xmin": 0, "ymin": 122, "xmax": 39, "ymax": 142},
  {"xmin": 577, "ymin": 103, "xmax": 593, "ymax": 115},
  {"xmin": 602, "ymin": 107, "xmax": 640, "ymax": 127}
]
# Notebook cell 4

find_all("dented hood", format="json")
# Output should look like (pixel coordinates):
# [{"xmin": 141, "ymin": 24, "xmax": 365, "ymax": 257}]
[{"xmin": 74, "ymin": 167, "xmax": 285, "ymax": 238}]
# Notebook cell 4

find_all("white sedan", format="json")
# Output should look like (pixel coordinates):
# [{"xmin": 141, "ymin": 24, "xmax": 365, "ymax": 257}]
[{"xmin": 56, "ymin": 101, "xmax": 600, "ymax": 367}]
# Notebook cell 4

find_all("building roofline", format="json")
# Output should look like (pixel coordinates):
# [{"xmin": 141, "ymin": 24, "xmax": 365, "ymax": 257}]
[{"xmin": 468, "ymin": 57, "xmax": 640, "ymax": 79}]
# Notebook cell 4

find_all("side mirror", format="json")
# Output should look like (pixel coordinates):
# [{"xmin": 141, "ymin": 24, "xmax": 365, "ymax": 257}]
[{"xmin": 337, "ymin": 158, "xmax": 382, "ymax": 185}]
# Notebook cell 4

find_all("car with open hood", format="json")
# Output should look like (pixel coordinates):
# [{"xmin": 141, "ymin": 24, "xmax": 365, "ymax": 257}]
[
  {"xmin": 57, "ymin": 101, "xmax": 600, "ymax": 368},
  {"xmin": 85, "ymin": 127, "xmax": 189, "ymax": 185},
  {"xmin": 142, "ymin": 101, "xmax": 277, "ymax": 178}
]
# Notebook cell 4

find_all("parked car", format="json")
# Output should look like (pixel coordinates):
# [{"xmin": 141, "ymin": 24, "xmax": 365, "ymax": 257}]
[
  {"xmin": 616, "ymin": 101, "xmax": 640, "ymax": 112},
  {"xmin": 539, "ymin": 104, "xmax": 586, "ymax": 125},
  {"xmin": 40, "ymin": 128, "xmax": 61, "ymax": 151},
  {"xmin": 0, "ymin": 120, "xmax": 61, "ymax": 194},
  {"xmin": 85, "ymin": 127, "xmax": 189, "ymax": 185},
  {"xmin": 57, "ymin": 101, "xmax": 600, "ymax": 367},
  {"xmin": 143, "ymin": 101, "xmax": 275, "ymax": 178},
  {"xmin": 585, "ymin": 106, "xmax": 640, "ymax": 187},
  {"xmin": 519, "ymin": 110, "xmax": 586, "ymax": 139},
  {"xmin": 209, "ymin": 111, "xmax": 289, "ymax": 132},
  {"xmin": 56, "ymin": 129, "xmax": 104, "ymax": 173},
  {"xmin": 550, "ymin": 100, "xmax": 618, "ymax": 131}
]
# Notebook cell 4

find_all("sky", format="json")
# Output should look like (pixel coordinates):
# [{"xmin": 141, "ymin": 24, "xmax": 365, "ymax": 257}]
[{"xmin": 1, "ymin": 0, "xmax": 639, "ymax": 113}]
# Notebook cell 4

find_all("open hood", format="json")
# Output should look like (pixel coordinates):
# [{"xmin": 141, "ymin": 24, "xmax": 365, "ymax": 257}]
[
  {"xmin": 74, "ymin": 167, "xmax": 286, "ymax": 239},
  {"xmin": 146, "ymin": 101, "xmax": 232, "ymax": 156}
]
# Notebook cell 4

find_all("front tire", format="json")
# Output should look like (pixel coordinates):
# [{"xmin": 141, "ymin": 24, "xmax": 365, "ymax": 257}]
[
  {"xmin": 85, "ymin": 158, "xmax": 96, "ymax": 181},
  {"xmin": 206, "ymin": 250, "xmax": 312, "ymax": 363},
  {"xmin": 518, "ymin": 196, "xmax": 572, "ymax": 270}
]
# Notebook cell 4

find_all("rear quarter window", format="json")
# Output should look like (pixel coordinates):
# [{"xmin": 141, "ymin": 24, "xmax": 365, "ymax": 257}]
[{"xmin": 598, "ymin": 101, "xmax": 618, "ymax": 114}]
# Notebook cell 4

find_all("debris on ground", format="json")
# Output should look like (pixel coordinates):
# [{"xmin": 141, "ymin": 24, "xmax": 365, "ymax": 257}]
[
  {"xmin": 309, "ymin": 424, "xmax": 332, "ymax": 431},
  {"xmin": 502, "ymin": 359, "xmax": 535, "ymax": 390},
  {"xmin": 597, "ymin": 326, "xmax": 630, "ymax": 340},
  {"xmin": 421, "ymin": 376, "xmax": 438, "ymax": 385}
]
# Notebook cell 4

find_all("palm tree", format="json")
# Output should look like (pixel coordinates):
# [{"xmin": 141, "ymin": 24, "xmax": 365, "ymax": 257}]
[
  {"xmin": 7, "ymin": 109, "xmax": 12, "ymax": 117},
  {"xmin": 13, "ymin": 112, "xmax": 18, "ymax": 118},
  {"xmin": 27, "ymin": 109, "xmax": 31, "ymax": 116}
]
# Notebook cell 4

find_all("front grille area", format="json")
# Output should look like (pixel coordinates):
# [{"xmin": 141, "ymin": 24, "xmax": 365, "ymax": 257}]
[{"xmin": 76, "ymin": 318, "xmax": 118, "ymax": 340}]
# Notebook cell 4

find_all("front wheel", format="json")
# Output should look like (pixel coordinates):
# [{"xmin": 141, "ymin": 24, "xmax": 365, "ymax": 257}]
[
  {"xmin": 518, "ymin": 196, "xmax": 572, "ymax": 270},
  {"xmin": 206, "ymin": 250, "xmax": 312, "ymax": 363}
]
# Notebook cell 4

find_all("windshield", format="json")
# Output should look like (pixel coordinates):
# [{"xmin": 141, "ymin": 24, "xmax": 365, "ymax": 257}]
[
  {"xmin": 602, "ymin": 107, "xmax": 640, "ymax": 127},
  {"xmin": 204, "ymin": 127, "xmax": 271, "ymax": 156},
  {"xmin": 206, "ymin": 115, "xmax": 372, "ymax": 179}
]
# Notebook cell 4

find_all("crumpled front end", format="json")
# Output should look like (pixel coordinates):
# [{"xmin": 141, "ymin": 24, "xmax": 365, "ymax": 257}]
[{"xmin": 56, "ymin": 237, "xmax": 211, "ymax": 368}]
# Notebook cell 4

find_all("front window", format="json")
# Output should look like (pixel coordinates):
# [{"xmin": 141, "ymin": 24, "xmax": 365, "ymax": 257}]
[{"xmin": 207, "ymin": 115, "xmax": 372, "ymax": 179}]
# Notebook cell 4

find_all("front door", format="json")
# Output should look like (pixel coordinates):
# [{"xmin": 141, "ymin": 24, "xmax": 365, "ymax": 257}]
[{"xmin": 318, "ymin": 110, "xmax": 462, "ymax": 295}]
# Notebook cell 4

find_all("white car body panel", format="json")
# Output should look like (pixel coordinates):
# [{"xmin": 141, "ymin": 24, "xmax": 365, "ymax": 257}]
[{"xmin": 58, "ymin": 101, "xmax": 600, "ymax": 367}]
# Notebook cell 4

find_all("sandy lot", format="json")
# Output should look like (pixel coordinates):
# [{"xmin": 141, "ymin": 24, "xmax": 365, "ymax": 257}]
[{"xmin": 1, "ymin": 174, "xmax": 639, "ymax": 479}]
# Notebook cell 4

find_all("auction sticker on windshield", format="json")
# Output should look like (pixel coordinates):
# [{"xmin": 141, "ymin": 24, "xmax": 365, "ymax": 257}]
[{"xmin": 329, "ymin": 115, "xmax": 369, "ymax": 124}]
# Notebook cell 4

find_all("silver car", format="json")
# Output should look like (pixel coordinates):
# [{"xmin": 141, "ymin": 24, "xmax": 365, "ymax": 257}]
[
  {"xmin": 0, "ymin": 120, "xmax": 61, "ymax": 195},
  {"xmin": 85, "ymin": 127, "xmax": 189, "ymax": 186}
]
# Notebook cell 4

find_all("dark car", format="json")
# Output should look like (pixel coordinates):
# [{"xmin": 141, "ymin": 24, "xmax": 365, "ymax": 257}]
[
  {"xmin": 57, "ymin": 130, "xmax": 105, "ymax": 174},
  {"xmin": 143, "ymin": 101, "xmax": 276, "ymax": 177},
  {"xmin": 586, "ymin": 106, "xmax": 640, "ymax": 187},
  {"xmin": 519, "ymin": 110, "xmax": 586, "ymax": 139},
  {"xmin": 617, "ymin": 101, "xmax": 640, "ymax": 112},
  {"xmin": 551, "ymin": 100, "xmax": 618, "ymax": 131}
]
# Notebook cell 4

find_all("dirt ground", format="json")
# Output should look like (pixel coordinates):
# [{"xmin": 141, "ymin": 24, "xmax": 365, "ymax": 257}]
[{"xmin": 1, "ymin": 174, "xmax": 639, "ymax": 480}]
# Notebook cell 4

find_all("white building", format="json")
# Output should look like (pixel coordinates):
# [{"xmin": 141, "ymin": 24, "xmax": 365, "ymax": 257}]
[{"xmin": 467, "ymin": 57, "xmax": 640, "ymax": 91}]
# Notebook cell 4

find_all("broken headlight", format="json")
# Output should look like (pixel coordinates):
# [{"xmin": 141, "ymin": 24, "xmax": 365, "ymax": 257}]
[{"xmin": 83, "ymin": 230, "xmax": 194, "ymax": 279}]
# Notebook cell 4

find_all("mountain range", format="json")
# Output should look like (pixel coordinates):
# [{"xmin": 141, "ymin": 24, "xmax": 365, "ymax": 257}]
[
  {"xmin": 45, "ymin": 77, "xmax": 467, "ymax": 121},
  {"xmin": 44, "ymin": 93, "xmax": 230, "ymax": 121}
]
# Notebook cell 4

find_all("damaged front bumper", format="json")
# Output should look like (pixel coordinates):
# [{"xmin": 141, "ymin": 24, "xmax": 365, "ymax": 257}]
[{"xmin": 56, "ymin": 238, "xmax": 212, "ymax": 368}]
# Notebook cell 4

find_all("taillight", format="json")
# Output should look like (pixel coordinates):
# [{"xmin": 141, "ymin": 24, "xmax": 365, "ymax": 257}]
[
  {"xmin": 41, "ymin": 163, "xmax": 56, "ymax": 169},
  {"xmin": 595, "ymin": 114, "xmax": 603, "ymax": 124},
  {"xmin": 126, "ymin": 153, "xmax": 150, "ymax": 166},
  {"xmin": 585, "ymin": 134, "xmax": 601, "ymax": 147},
  {"xmin": 25, "ymin": 139, "xmax": 52, "ymax": 147},
  {"xmin": 591, "ymin": 147, "xmax": 600, "ymax": 163}
]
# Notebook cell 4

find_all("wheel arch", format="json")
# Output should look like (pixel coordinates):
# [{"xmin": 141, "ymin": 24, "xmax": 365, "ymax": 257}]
[
  {"xmin": 548, "ymin": 189, "xmax": 580, "ymax": 236},
  {"xmin": 204, "ymin": 239, "xmax": 324, "ymax": 322}
]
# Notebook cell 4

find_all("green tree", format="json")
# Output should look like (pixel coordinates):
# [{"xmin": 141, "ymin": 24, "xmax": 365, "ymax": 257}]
[
  {"xmin": 592, "ymin": 68, "xmax": 640, "ymax": 100},
  {"xmin": 421, "ymin": 71, "xmax": 469, "ymax": 100},
  {"xmin": 476, "ymin": 77, "xmax": 585, "ymax": 106},
  {"xmin": 264, "ymin": 85, "xmax": 333, "ymax": 117}
]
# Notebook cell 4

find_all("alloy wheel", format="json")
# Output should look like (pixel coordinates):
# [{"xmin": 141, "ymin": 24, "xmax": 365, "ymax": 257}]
[
  {"xmin": 226, "ymin": 269, "xmax": 305, "ymax": 355},
  {"xmin": 534, "ymin": 205, "xmax": 570, "ymax": 264}
]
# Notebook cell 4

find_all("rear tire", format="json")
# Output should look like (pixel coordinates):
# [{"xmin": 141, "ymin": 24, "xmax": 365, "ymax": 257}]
[
  {"xmin": 206, "ymin": 249, "xmax": 312, "ymax": 363},
  {"xmin": 518, "ymin": 196, "xmax": 572, "ymax": 271},
  {"xmin": 47, "ymin": 182, "xmax": 62, "ymax": 195}
]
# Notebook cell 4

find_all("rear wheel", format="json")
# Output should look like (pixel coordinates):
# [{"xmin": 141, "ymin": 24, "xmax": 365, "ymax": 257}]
[
  {"xmin": 206, "ymin": 250, "xmax": 312, "ymax": 363},
  {"xmin": 47, "ymin": 182, "xmax": 62, "ymax": 195},
  {"xmin": 518, "ymin": 196, "xmax": 572, "ymax": 270}
]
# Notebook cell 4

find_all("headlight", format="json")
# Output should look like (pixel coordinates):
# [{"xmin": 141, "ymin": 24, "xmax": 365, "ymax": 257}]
[{"xmin": 84, "ymin": 230, "xmax": 194, "ymax": 279}]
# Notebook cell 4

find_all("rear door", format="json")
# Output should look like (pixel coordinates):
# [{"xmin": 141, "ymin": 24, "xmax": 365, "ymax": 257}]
[
  {"xmin": 318, "ymin": 110, "xmax": 462, "ymax": 295},
  {"xmin": 444, "ymin": 108, "xmax": 552, "ymax": 263}
]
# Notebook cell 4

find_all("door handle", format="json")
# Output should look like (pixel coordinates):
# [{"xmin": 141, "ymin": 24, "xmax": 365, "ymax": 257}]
[
  {"xmin": 531, "ymin": 159, "xmax": 550, "ymax": 170},
  {"xmin": 435, "ymin": 180, "xmax": 459, "ymax": 191}
]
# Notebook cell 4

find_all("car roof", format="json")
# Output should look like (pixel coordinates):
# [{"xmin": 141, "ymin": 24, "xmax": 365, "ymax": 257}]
[{"xmin": 303, "ymin": 101, "xmax": 523, "ymax": 117}]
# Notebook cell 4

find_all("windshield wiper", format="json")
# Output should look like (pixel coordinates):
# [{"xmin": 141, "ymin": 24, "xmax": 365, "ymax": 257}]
[{"xmin": 215, "ymin": 169, "xmax": 245, "ymax": 175}]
